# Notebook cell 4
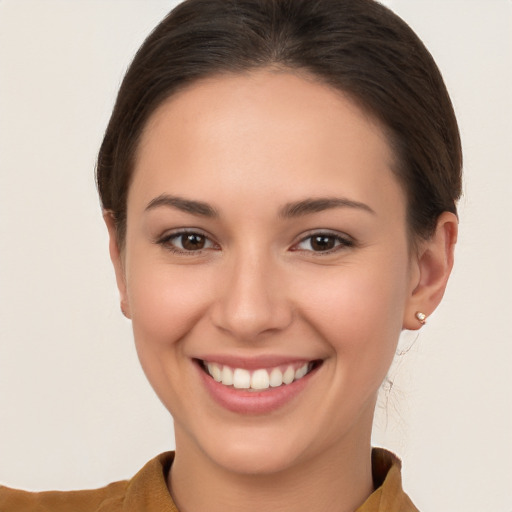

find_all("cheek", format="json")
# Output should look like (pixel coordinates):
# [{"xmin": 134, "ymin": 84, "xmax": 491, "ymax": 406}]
[
  {"xmin": 125, "ymin": 255, "xmax": 214, "ymax": 350},
  {"xmin": 300, "ymin": 262, "xmax": 406, "ymax": 326},
  {"xmin": 124, "ymin": 257, "xmax": 218, "ymax": 412},
  {"xmin": 293, "ymin": 256, "xmax": 409, "ymax": 375}
]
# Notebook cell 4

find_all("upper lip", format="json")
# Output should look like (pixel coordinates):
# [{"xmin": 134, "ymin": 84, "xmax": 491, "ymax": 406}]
[{"xmin": 194, "ymin": 354, "xmax": 320, "ymax": 370}]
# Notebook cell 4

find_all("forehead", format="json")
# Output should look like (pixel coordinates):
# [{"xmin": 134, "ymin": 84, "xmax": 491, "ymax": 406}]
[{"xmin": 131, "ymin": 69, "xmax": 404, "ymax": 219}]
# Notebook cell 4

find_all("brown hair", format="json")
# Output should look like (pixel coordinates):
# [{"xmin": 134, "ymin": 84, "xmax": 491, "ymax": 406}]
[{"xmin": 96, "ymin": 0, "xmax": 462, "ymax": 245}]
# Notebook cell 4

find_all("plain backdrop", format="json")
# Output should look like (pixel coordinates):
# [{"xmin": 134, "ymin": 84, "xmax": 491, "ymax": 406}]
[{"xmin": 0, "ymin": 1, "xmax": 511, "ymax": 511}]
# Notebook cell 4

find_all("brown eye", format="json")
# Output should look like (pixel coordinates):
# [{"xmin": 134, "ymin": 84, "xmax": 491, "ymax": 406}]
[
  {"xmin": 158, "ymin": 231, "xmax": 217, "ymax": 254},
  {"xmin": 181, "ymin": 233, "xmax": 206, "ymax": 251},
  {"xmin": 310, "ymin": 235, "xmax": 336, "ymax": 251},
  {"xmin": 293, "ymin": 232, "xmax": 353, "ymax": 253}
]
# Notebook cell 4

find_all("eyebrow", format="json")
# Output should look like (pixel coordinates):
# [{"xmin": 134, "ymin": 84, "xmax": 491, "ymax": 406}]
[
  {"xmin": 279, "ymin": 197, "xmax": 376, "ymax": 218},
  {"xmin": 145, "ymin": 194, "xmax": 219, "ymax": 217},
  {"xmin": 144, "ymin": 194, "xmax": 375, "ymax": 219}
]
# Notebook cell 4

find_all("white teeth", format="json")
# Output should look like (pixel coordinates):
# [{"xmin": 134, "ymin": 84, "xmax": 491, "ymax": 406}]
[
  {"xmin": 282, "ymin": 366, "xmax": 295, "ymax": 385},
  {"xmin": 207, "ymin": 363, "xmax": 222, "ymax": 382},
  {"xmin": 233, "ymin": 368, "xmax": 251, "ymax": 389},
  {"xmin": 251, "ymin": 369, "xmax": 270, "ymax": 390},
  {"xmin": 295, "ymin": 363, "xmax": 308, "ymax": 380},
  {"xmin": 204, "ymin": 360, "xmax": 314, "ymax": 390},
  {"xmin": 269, "ymin": 367, "xmax": 283, "ymax": 387},
  {"xmin": 221, "ymin": 365, "xmax": 233, "ymax": 386}
]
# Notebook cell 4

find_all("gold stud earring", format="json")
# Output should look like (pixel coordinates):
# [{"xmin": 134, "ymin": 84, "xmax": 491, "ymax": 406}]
[{"xmin": 415, "ymin": 311, "xmax": 427, "ymax": 325}]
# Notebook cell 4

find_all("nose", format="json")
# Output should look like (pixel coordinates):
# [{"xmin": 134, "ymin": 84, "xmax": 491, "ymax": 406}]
[{"xmin": 210, "ymin": 250, "xmax": 293, "ymax": 341}]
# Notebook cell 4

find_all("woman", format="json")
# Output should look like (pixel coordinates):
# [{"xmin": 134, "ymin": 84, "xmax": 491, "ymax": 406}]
[{"xmin": 0, "ymin": 0, "xmax": 461, "ymax": 510}]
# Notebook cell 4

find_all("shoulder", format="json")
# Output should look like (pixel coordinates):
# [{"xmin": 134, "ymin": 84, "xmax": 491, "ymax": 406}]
[
  {"xmin": 0, "ymin": 452, "xmax": 176, "ymax": 512},
  {"xmin": 0, "ymin": 480, "xmax": 128, "ymax": 512}
]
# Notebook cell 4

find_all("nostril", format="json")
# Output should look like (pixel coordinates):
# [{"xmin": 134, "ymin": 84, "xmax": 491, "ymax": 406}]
[{"xmin": 209, "ymin": 272, "xmax": 294, "ymax": 339}]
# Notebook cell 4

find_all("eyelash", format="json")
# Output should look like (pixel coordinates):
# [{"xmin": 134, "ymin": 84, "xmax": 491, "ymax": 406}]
[
  {"xmin": 155, "ymin": 230, "xmax": 354, "ymax": 256},
  {"xmin": 291, "ymin": 231, "xmax": 355, "ymax": 254},
  {"xmin": 156, "ymin": 230, "xmax": 219, "ymax": 255}
]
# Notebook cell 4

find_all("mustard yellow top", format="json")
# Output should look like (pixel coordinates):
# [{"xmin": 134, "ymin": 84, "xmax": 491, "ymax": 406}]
[{"xmin": 0, "ymin": 448, "xmax": 419, "ymax": 511}]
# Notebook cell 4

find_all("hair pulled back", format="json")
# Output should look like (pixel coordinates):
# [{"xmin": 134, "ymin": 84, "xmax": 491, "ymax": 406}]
[{"xmin": 96, "ymin": 0, "xmax": 462, "ymax": 245}]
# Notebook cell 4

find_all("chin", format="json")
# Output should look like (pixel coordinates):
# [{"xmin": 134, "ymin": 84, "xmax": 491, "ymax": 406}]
[
  {"xmin": 192, "ymin": 423, "xmax": 317, "ymax": 476},
  {"xmin": 211, "ymin": 443, "xmax": 300, "ymax": 476}
]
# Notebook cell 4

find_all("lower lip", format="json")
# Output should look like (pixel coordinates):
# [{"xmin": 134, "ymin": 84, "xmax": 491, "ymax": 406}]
[{"xmin": 196, "ymin": 361, "xmax": 320, "ymax": 415}]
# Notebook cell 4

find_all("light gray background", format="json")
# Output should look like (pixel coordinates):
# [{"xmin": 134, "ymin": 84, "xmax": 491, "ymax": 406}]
[{"xmin": 0, "ymin": 1, "xmax": 511, "ymax": 511}]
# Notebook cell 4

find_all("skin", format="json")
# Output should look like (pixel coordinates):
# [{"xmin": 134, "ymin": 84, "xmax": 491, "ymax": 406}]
[{"xmin": 105, "ymin": 69, "xmax": 457, "ymax": 512}]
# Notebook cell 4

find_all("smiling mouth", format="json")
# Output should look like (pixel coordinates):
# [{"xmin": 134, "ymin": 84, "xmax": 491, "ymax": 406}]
[{"xmin": 197, "ymin": 359, "xmax": 322, "ymax": 392}]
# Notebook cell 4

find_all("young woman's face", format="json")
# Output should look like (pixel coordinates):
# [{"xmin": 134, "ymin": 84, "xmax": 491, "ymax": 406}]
[{"xmin": 117, "ymin": 70, "xmax": 419, "ymax": 474}]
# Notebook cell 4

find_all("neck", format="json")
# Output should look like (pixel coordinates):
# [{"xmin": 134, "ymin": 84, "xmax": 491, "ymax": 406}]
[{"xmin": 168, "ymin": 426, "xmax": 374, "ymax": 512}]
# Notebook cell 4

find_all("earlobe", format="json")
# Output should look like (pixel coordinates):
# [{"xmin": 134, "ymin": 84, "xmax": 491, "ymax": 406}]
[
  {"xmin": 103, "ymin": 211, "xmax": 131, "ymax": 319},
  {"xmin": 403, "ymin": 212, "xmax": 458, "ymax": 330}
]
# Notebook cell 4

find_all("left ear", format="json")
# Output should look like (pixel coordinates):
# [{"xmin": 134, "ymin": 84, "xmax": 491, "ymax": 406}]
[{"xmin": 403, "ymin": 211, "xmax": 458, "ymax": 330}]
